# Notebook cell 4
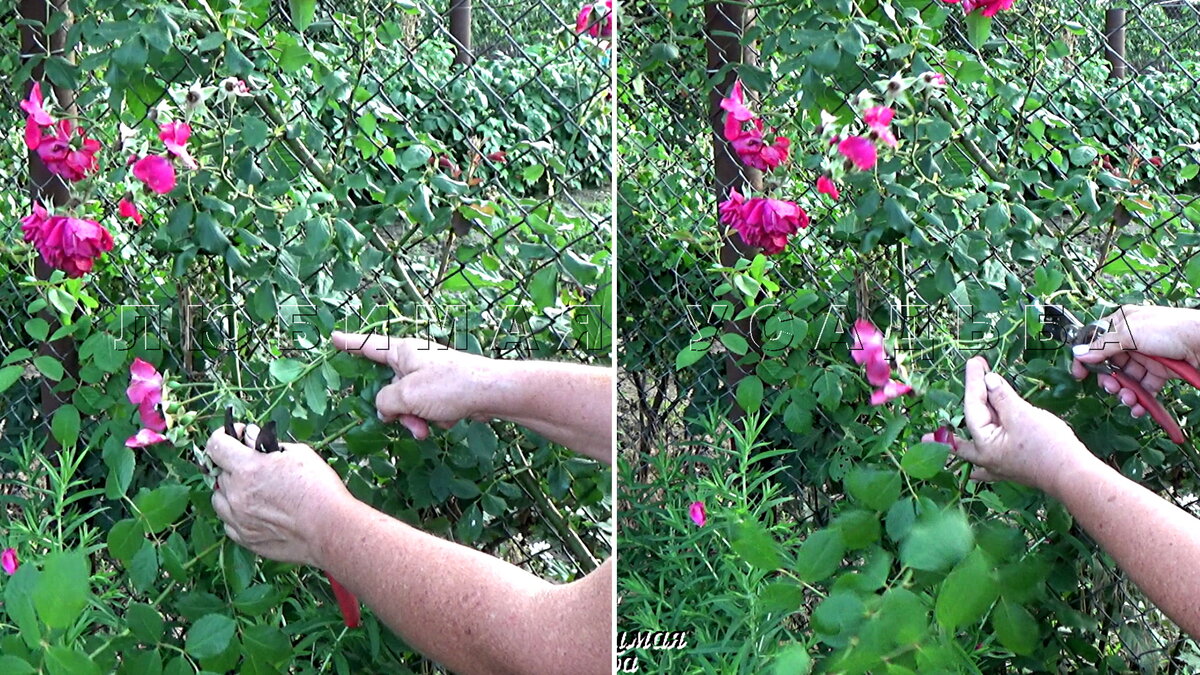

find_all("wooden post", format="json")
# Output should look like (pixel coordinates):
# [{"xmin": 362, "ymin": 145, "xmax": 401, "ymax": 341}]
[
  {"xmin": 20, "ymin": 0, "xmax": 77, "ymax": 457},
  {"xmin": 450, "ymin": 0, "xmax": 473, "ymax": 66},
  {"xmin": 1104, "ymin": 9, "xmax": 1126, "ymax": 80},
  {"xmin": 705, "ymin": 1, "xmax": 760, "ymax": 422}
]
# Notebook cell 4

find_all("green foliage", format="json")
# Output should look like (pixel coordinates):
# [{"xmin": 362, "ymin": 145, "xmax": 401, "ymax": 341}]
[{"xmin": 619, "ymin": 0, "xmax": 1200, "ymax": 671}]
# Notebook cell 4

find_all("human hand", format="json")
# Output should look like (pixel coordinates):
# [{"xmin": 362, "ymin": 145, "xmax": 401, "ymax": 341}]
[
  {"xmin": 208, "ymin": 424, "xmax": 354, "ymax": 567},
  {"xmin": 1070, "ymin": 305, "xmax": 1200, "ymax": 418},
  {"xmin": 952, "ymin": 356, "xmax": 1096, "ymax": 499},
  {"xmin": 331, "ymin": 332, "xmax": 503, "ymax": 439}
]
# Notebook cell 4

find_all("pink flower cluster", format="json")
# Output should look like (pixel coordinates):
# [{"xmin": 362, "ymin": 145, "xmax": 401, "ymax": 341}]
[
  {"xmin": 126, "ymin": 358, "xmax": 168, "ymax": 447},
  {"xmin": 719, "ymin": 187, "xmax": 810, "ymax": 255},
  {"xmin": 720, "ymin": 81, "xmax": 791, "ymax": 172},
  {"xmin": 21, "ymin": 203, "xmax": 114, "ymax": 278},
  {"xmin": 850, "ymin": 319, "xmax": 912, "ymax": 405},
  {"xmin": 942, "ymin": 0, "xmax": 1014, "ymax": 17},
  {"xmin": 836, "ymin": 106, "xmax": 898, "ymax": 171},
  {"xmin": 575, "ymin": 0, "xmax": 613, "ymax": 38},
  {"xmin": 22, "ymin": 84, "xmax": 100, "ymax": 183}
]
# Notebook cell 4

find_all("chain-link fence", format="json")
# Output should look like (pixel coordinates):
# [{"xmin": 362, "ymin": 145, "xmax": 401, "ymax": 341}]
[
  {"xmin": 620, "ymin": 0, "xmax": 1200, "ymax": 669},
  {"xmin": 2, "ymin": 0, "xmax": 611, "ymax": 671}
]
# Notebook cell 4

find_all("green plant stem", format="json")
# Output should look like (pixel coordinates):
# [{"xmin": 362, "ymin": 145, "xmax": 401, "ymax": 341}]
[{"xmin": 512, "ymin": 447, "xmax": 599, "ymax": 572}]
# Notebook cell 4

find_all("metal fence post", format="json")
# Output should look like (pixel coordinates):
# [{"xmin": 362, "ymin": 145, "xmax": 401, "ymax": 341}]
[
  {"xmin": 19, "ymin": 0, "xmax": 76, "ymax": 458},
  {"xmin": 1105, "ymin": 9, "xmax": 1127, "ymax": 79},
  {"xmin": 705, "ymin": 1, "xmax": 760, "ymax": 423},
  {"xmin": 450, "ymin": 0, "xmax": 474, "ymax": 66}
]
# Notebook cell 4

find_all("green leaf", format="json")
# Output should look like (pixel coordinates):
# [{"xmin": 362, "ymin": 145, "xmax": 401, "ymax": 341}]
[
  {"xmin": 24, "ymin": 318, "xmax": 48, "ymax": 341},
  {"xmin": 900, "ymin": 442, "xmax": 950, "ymax": 480},
  {"xmin": 196, "ymin": 213, "xmax": 229, "ymax": 253},
  {"xmin": 399, "ymin": 145, "xmax": 432, "ymax": 170},
  {"xmin": 522, "ymin": 164, "xmax": 546, "ymax": 183},
  {"xmin": 936, "ymin": 548, "xmax": 998, "ymax": 630},
  {"xmin": 900, "ymin": 508, "xmax": 974, "ymax": 572},
  {"xmin": 51, "ymin": 404, "xmax": 81, "ymax": 447},
  {"xmin": 772, "ymin": 644, "xmax": 813, "ymax": 675},
  {"xmin": 1181, "ymin": 164, "xmax": 1199, "ymax": 180},
  {"xmin": 234, "ymin": 584, "xmax": 280, "ymax": 616},
  {"xmin": 243, "ymin": 624, "xmax": 291, "ymax": 666},
  {"xmin": 185, "ymin": 614, "xmax": 236, "ymax": 660},
  {"xmin": 130, "ymin": 543, "xmax": 159, "ymax": 592},
  {"xmin": 675, "ymin": 340, "xmax": 710, "ymax": 370},
  {"xmin": 133, "ymin": 484, "xmax": 191, "ymax": 534},
  {"xmin": 240, "ymin": 117, "xmax": 269, "ymax": 147},
  {"xmin": 80, "ymin": 332, "xmax": 123, "ymax": 373},
  {"xmin": 0, "ymin": 365, "xmax": 24, "ymax": 395},
  {"xmin": 0, "ymin": 656, "xmax": 36, "ymax": 675},
  {"xmin": 965, "ymin": 12, "xmax": 992, "ymax": 48},
  {"xmin": 759, "ymin": 582, "xmax": 804, "ymax": 614},
  {"xmin": 833, "ymin": 509, "xmax": 880, "ymax": 550},
  {"xmin": 225, "ymin": 42, "xmax": 254, "ymax": 75},
  {"xmin": 813, "ymin": 370, "xmax": 842, "ymax": 409},
  {"xmin": 731, "ymin": 519, "xmax": 782, "ymax": 571},
  {"xmin": 126, "ymin": 602, "xmax": 165, "ymax": 643},
  {"xmin": 1069, "ymin": 145, "xmax": 1099, "ymax": 166},
  {"xmin": 721, "ymin": 332, "xmax": 749, "ymax": 355},
  {"xmin": 33, "ymin": 550, "xmax": 90, "ymax": 629},
  {"xmin": 289, "ymin": 0, "xmax": 316, "ymax": 31},
  {"xmin": 269, "ymin": 358, "xmax": 306, "ymax": 384},
  {"xmin": 992, "ymin": 599, "xmax": 1039, "ymax": 655},
  {"xmin": 33, "ymin": 355, "xmax": 64, "ymax": 381},
  {"xmin": 845, "ymin": 467, "xmax": 901, "ymax": 512},
  {"xmin": 44, "ymin": 647, "xmax": 100, "ymax": 675},
  {"xmin": 736, "ymin": 375, "xmax": 764, "ymax": 413},
  {"xmin": 1185, "ymin": 255, "xmax": 1200, "ymax": 289},
  {"xmin": 794, "ymin": 527, "xmax": 846, "ymax": 582},
  {"xmin": 107, "ymin": 518, "xmax": 145, "ymax": 564}
]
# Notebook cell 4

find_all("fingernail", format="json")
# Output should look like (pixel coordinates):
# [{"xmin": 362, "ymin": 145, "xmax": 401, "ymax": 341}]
[
  {"xmin": 1072, "ymin": 344, "xmax": 1090, "ymax": 357},
  {"xmin": 984, "ymin": 372, "xmax": 1003, "ymax": 390}
]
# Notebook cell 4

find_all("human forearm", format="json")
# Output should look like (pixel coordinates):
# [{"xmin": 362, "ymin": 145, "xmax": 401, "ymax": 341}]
[
  {"xmin": 1052, "ymin": 455, "xmax": 1200, "ymax": 638},
  {"xmin": 480, "ymin": 361, "xmax": 613, "ymax": 464},
  {"xmin": 314, "ymin": 497, "xmax": 608, "ymax": 675}
]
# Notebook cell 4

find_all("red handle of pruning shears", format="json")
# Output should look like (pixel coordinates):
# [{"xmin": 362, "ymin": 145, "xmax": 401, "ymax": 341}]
[
  {"xmin": 325, "ymin": 571, "xmax": 361, "ymax": 628},
  {"xmin": 1145, "ymin": 355, "xmax": 1200, "ymax": 389},
  {"xmin": 1110, "ymin": 369, "xmax": 1187, "ymax": 444}
]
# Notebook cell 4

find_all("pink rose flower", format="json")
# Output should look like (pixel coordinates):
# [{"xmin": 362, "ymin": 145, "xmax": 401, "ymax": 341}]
[
  {"xmin": 118, "ymin": 198, "xmax": 144, "ymax": 226},
  {"xmin": 575, "ymin": 0, "xmax": 613, "ymax": 38},
  {"xmin": 817, "ymin": 176, "xmax": 840, "ymax": 201},
  {"xmin": 21, "ymin": 82, "xmax": 54, "ymax": 127},
  {"xmin": 736, "ymin": 196, "xmax": 809, "ymax": 255},
  {"xmin": 159, "ymin": 122, "xmax": 199, "ymax": 169},
  {"xmin": 126, "ymin": 429, "xmax": 168, "ymax": 448},
  {"xmin": 720, "ymin": 80, "xmax": 755, "ymax": 141},
  {"xmin": 36, "ymin": 120, "xmax": 101, "ymax": 182},
  {"xmin": 689, "ymin": 501, "xmax": 706, "ymax": 527},
  {"xmin": 850, "ymin": 319, "xmax": 912, "ymax": 405},
  {"xmin": 719, "ymin": 187, "xmax": 747, "ymax": 231},
  {"xmin": 944, "ymin": 0, "xmax": 1014, "ymax": 16},
  {"xmin": 869, "ymin": 379, "xmax": 914, "ymax": 405},
  {"xmin": 731, "ymin": 119, "xmax": 791, "ymax": 171},
  {"xmin": 863, "ymin": 106, "xmax": 898, "ymax": 149},
  {"xmin": 838, "ymin": 135, "xmax": 877, "ymax": 171},
  {"xmin": 133, "ymin": 155, "xmax": 177, "ymax": 194},
  {"xmin": 924, "ymin": 426, "xmax": 959, "ymax": 450},
  {"xmin": 22, "ymin": 205, "xmax": 114, "ymax": 278},
  {"xmin": 127, "ymin": 358, "xmax": 166, "ymax": 432},
  {"xmin": 1, "ymin": 548, "xmax": 17, "ymax": 575}
]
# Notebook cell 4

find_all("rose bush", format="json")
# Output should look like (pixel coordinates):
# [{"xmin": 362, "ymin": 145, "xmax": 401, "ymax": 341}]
[
  {"xmin": 1, "ymin": 2, "xmax": 611, "ymax": 672},
  {"xmin": 620, "ymin": 0, "xmax": 1200, "ymax": 671}
]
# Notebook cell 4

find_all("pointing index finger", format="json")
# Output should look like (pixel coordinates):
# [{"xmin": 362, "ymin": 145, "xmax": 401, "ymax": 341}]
[{"xmin": 331, "ymin": 332, "xmax": 395, "ymax": 366}]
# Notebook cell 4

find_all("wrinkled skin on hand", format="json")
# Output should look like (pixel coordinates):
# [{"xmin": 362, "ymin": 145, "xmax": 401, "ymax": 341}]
[
  {"xmin": 208, "ymin": 424, "xmax": 353, "ymax": 567},
  {"xmin": 950, "ymin": 356, "xmax": 1096, "ymax": 499},
  {"xmin": 1069, "ymin": 305, "xmax": 1200, "ymax": 418}
]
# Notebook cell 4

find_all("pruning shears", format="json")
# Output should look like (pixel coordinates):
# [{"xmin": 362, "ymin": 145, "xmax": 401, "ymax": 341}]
[
  {"xmin": 1032, "ymin": 300, "xmax": 1200, "ymax": 444},
  {"xmin": 223, "ymin": 408, "xmax": 362, "ymax": 628}
]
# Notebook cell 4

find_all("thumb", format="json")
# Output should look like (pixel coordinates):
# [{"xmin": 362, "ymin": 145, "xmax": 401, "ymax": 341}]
[
  {"xmin": 1071, "ymin": 329, "xmax": 1127, "ymax": 363},
  {"xmin": 982, "ymin": 371, "xmax": 1027, "ymax": 421}
]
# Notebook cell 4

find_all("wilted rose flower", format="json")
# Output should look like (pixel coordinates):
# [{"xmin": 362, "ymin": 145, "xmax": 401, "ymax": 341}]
[
  {"xmin": 1149, "ymin": 156, "xmax": 1163, "ymax": 167},
  {"xmin": 863, "ymin": 106, "xmax": 897, "ymax": 149},
  {"xmin": 689, "ymin": 501, "xmax": 706, "ymax": 527},
  {"xmin": 720, "ymin": 80, "xmax": 755, "ymax": 141},
  {"xmin": 36, "ymin": 120, "xmax": 101, "ymax": 182},
  {"xmin": 218, "ymin": 76, "xmax": 252, "ymax": 101},
  {"xmin": 731, "ymin": 119, "xmax": 790, "ymax": 172},
  {"xmin": 925, "ymin": 426, "xmax": 960, "ymax": 450},
  {"xmin": 850, "ymin": 319, "xmax": 912, "ymax": 405},
  {"xmin": 486, "ymin": 151, "xmax": 507, "ymax": 162},
  {"xmin": 127, "ymin": 357, "xmax": 166, "ymax": 432},
  {"xmin": 132, "ymin": 155, "xmax": 177, "ymax": 194},
  {"xmin": 719, "ymin": 187, "xmax": 747, "ymax": 231},
  {"xmin": 817, "ymin": 176, "xmax": 840, "ymax": 201},
  {"xmin": 159, "ymin": 122, "xmax": 198, "ymax": 170},
  {"xmin": 126, "ymin": 428, "xmax": 167, "ymax": 448},
  {"xmin": 735, "ymin": 196, "xmax": 809, "ymax": 255},
  {"xmin": 22, "ymin": 82, "xmax": 54, "ymax": 150},
  {"xmin": 838, "ymin": 136, "xmax": 877, "ymax": 171},
  {"xmin": 118, "ymin": 198, "xmax": 144, "ymax": 226},
  {"xmin": 575, "ymin": 0, "xmax": 613, "ymax": 38}
]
